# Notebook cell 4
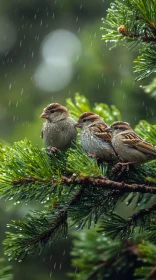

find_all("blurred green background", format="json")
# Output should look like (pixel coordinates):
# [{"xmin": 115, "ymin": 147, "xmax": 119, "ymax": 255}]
[{"xmin": 0, "ymin": 0, "xmax": 155, "ymax": 279}]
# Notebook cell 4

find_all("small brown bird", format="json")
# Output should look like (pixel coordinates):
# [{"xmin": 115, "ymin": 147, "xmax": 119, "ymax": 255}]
[
  {"xmin": 106, "ymin": 121, "xmax": 156, "ymax": 165},
  {"xmin": 75, "ymin": 112, "xmax": 117, "ymax": 162},
  {"xmin": 40, "ymin": 103, "xmax": 77, "ymax": 151}
]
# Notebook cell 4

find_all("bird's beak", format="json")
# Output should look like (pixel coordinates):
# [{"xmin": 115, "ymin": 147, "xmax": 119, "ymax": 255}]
[
  {"xmin": 105, "ymin": 127, "xmax": 112, "ymax": 132},
  {"xmin": 40, "ymin": 112, "xmax": 49, "ymax": 119},
  {"xmin": 74, "ymin": 122, "xmax": 82, "ymax": 128}
]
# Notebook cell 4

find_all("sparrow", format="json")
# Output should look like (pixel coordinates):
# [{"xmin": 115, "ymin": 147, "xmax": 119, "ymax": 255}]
[
  {"xmin": 106, "ymin": 121, "xmax": 156, "ymax": 165},
  {"xmin": 40, "ymin": 103, "xmax": 77, "ymax": 151},
  {"xmin": 74, "ymin": 112, "xmax": 118, "ymax": 162}
]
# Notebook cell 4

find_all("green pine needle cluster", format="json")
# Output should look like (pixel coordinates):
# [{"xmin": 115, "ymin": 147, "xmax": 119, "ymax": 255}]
[
  {"xmin": 101, "ymin": 0, "xmax": 156, "ymax": 80},
  {"xmin": 135, "ymin": 120, "xmax": 156, "ymax": 145},
  {"xmin": 66, "ymin": 144, "xmax": 102, "ymax": 177},
  {"xmin": 99, "ymin": 208, "xmax": 156, "ymax": 240},
  {"xmin": 4, "ymin": 209, "xmax": 68, "ymax": 261}
]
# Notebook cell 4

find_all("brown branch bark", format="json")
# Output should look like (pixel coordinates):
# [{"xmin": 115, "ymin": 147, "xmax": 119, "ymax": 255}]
[
  {"xmin": 13, "ymin": 176, "xmax": 156, "ymax": 194},
  {"xmin": 62, "ymin": 176, "xmax": 156, "ymax": 194},
  {"xmin": 26, "ymin": 211, "xmax": 67, "ymax": 246}
]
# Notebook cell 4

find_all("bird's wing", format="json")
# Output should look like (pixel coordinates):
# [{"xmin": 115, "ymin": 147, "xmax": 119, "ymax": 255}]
[
  {"xmin": 91, "ymin": 123, "xmax": 112, "ymax": 143},
  {"xmin": 121, "ymin": 131, "xmax": 156, "ymax": 156}
]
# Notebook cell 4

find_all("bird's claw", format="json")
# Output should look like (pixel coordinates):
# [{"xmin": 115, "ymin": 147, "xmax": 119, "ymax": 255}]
[
  {"xmin": 47, "ymin": 147, "xmax": 58, "ymax": 153},
  {"xmin": 117, "ymin": 161, "xmax": 136, "ymax": 171},
  {"xmin": 111, "ymin": 162, "xmax": 130, "ymax": 180}
]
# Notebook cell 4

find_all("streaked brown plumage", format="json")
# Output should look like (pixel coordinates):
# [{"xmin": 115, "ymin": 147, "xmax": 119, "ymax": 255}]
[
  {"xmin": 107, "ymin": 121, "xmax": 156, "ymax": 164},
  {"xmin": 75, "ymin": 112, "xmax": 117, "ymax": 162}
]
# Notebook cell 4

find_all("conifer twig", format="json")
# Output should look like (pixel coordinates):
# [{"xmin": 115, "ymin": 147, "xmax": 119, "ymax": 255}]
[
  {"xmin": 62, "ymin": 176, "xmax": 156, "ymax": 194},
  {"xmin": 13, "ymin": 176, "xmax": 156, "ymax": 194},
  {"xmin": 127, "ymin": 202, "xmax": 156, "ymax": 226},
  {"xmin": 117, "ymin": 25, "xmax": 156, "ymax": 43}
]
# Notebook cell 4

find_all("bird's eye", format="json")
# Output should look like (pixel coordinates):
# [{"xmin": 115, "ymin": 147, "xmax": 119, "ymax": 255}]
[
  {"xmin": 83, "ymin": 119, "xmax": 86, "ymax": 122},
  {"xmin": 50, "ymin": 109, "xmax": 55, "ymax": 113}
]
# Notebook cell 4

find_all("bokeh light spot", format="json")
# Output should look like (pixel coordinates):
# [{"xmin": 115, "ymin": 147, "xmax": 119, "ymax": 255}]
[{"xmin": 34, "ymin": 59, "xmax": 73, "ymax": 92}]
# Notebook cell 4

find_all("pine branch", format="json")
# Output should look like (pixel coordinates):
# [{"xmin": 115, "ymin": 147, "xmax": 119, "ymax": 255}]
[
  {"xmin": 9, "ymin": 176, "xmax": 156, "ymax": 202},
  {"xmin": 1, "ymin": 140, "xmax": 155, "ymax": 204},
  {"xmin": 36, "ymin": 176, "xmax": 156, "ymax": 195},
  {"xmin": 117, "ymin": 24, "xmax": 156, "ymax": 43},
  {"xmin": 4, "ymin": 209, "xmax": 68, "ymax": 261},
  {"xmin": 5, "ymin": 175, "xmax": 155, "ymax": 262},
  {"xmin": 68, "ymin": 185, "xmax": 120, "ymax": 230},
  {"xmin": 102, "ymin": 0, "xmax": 156, "ymax": 45},
  {"xmin": 100, "ymin": 202, "xmax": 156, "ymax": 239},
  {"xmin": 0, "ymin": 140, "xmax": 69, "ymax": 203},
  {"xmin": 4, "ymin": 183, "xmax": 113, "ymax": 261},
  {"xmin": 134, "ymin": 45, "xmax": 156, "ymax": 80},
  {"xmin": 1, "ymin": 178, "xmax": 129, "ymax": 261},
  {"xmin": 101, "ymin": 0, "xmax": 156, "ymax": 80}
]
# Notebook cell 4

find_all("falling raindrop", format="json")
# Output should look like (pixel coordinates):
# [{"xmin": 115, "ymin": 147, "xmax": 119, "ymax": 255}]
[{"xmin": 63, "ymin": 249, "xmax": 66, "ymax": 256}]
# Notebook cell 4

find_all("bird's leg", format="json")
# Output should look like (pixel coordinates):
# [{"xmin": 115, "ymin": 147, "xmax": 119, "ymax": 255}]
[
  {"xmin": 111, "ymin": 163, "xmax": 125, "ymax": 179},
  {"xmin": 117, "ymin": 161, "xmax": 137, "ymax": 171},
  {"xmin": 47, "ymin": 146, "xmax": 58, "ymax": 153},
  {"xmin": 51, "ymin": 147, "xmax": 58, "ymax": 153},
  {"xmin": 88, "ymin": 153, "xmax": 96, "ymax": 158},
  {"xmin": 111, "ymin": 161, "xmax": 135, "ymax": 180},
  {"xmin": 117, "ymin": 161, "xmax": 137, "ymax": 166}
]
